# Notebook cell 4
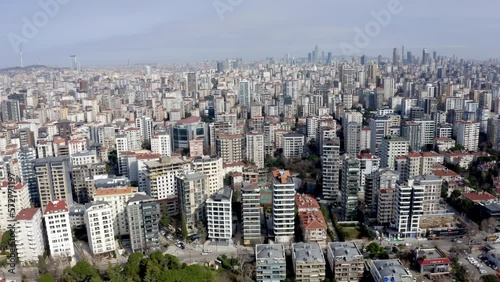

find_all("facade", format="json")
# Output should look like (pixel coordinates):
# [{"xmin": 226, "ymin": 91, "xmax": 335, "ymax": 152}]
[
  {"xmin": 0, "ymin": 181, "xmax": 30, "ymax": 231},
  {"xmin": 241, "ymin": 183, "xmax": 261, "ymax": 245},
  {"xmin": 345, "ymin": 122, "xmax": 361, "ymax": 157},
  {"xmin": 43, "ymin": 200, "xmax": 75, "ymax": 258},
  {"xmin": 127, "ymin": 193, "xmax": 161, "ymax": 252},
  {"xmin": 246, "ymin": 131, "xmax": 265, "ymax": 169},
  {"xmin": 455, "ymin": 121, "xmax": 479, "ymax": 151},
  {"xmin": 191, "ymin": 155, "xmax": 224, "ymax": 195},
  {"xmin": 151, "ymin": 133, "xmax": 172, "ymax": 156},
  {"xmin": 94, "ymin": 187, "xmax": 138, "ymax": 236},
  {"xmin": 393, "ymin": 179, "xmax": 424, "ymax": 238},
  {"xmin": 341, "ymin": 157, "xmax": 360, "ymax": 221},
  {"xmin": 34, "ymin": 156, "xmax": 74, "ymax": 210},
  {"xmin": 413, "ymin": 247, "xmax": 451, "ymax": 275},
  {"xmin": 216, "ymin": 134, "xmax": 243, "ymax": 163},
  {"xmin": 283, "ymin": 133, "xmax": 305, "ymax": 159},
  {"xmin": 206, "ymin": 187, "xmax": 233, "ymax": 241},
  {"xmin": 171, "ymin": 116, "xmax": 206, "ymax": 151},
  {"xmin": 272, "ymin": 170, "xmax": 296, "ymax": 243},
  {"xmin": 15, "ymin": 208, "xmax": 46, "ymax": 263},
  {"xmin": 144, "ymin": 156, "xmax": 185, "ymax": 200},
  {"xmin": 255, "ymin": 244, "xmax": 286, "ymax": 282},
  {"xmin": 176, "ymin": 172, "xmax": 209, "ymax": 230},
  {"xmin": 380, "ymin": 136, "xmax": 409, "ymax": 170},
  {"xmin": 84, "ymin": 201, "xmax": 116, "ymax": 255},
  {"xmin": 18, "ymin": 147, "xmax": 38, "ymax": 205},
  {"xmin": 322, "ymin": 137, "xmax": 341, "ymax": 200},
  {"xmin": 292, "ymin": 242, "xmax": 326, "ymax": 282},
  {"xmin": 327, "ymin": 242, "xmax": 364, "ymax": 282},
  {"xmin": 299, "ymin": 210, "xmax": 327, "ymax": 245}
]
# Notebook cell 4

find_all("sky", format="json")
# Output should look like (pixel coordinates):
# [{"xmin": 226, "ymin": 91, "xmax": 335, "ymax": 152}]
[{"xmin": 0, "ymin": 0, "xmax": 498, "ymax": 68}]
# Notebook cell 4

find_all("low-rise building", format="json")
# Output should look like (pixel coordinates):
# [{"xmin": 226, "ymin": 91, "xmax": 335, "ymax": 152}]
[
  {"xmin": 413, "ymin": 247, "xmax": 451, "ymax": 275},
  {"xmin": 299, "ymin": 210, "xmax": 327, "ymax": 246},
  {"xmin": 255, "ymin": 244, "xmax": 287, "ymax": 282},
  {"xmin": 327, "ymin": 242, "xmax": 364, "ymax": 282},
  {"xmin": 292, "ymin": 242, "xmax": 326, "ymax": 282},
  {"xmin": 368, "ymin": 259, "xmax": 413, "ymax": 282}
]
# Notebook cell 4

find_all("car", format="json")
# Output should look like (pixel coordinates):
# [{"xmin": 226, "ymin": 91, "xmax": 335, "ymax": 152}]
[
  {"xmin": 204, "ymin": 249, "xmax": 213, "ymax": 253},
  {"xmin": 201, "ymin": 252, "xmax": 209, "ymax": 256}
]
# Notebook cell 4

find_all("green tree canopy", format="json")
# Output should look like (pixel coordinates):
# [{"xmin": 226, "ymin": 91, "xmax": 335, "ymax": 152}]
[
  {"xmin": 62, "ymin": 261, "xmax": 102, "ymax": 282},
  {"xmin": 38, "ymin": 274, "xmax": 55, "ymax": 282}
]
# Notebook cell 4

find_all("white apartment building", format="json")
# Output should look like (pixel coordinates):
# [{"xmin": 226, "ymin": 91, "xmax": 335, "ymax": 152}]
[
  {"xmin": 115, "ymin": 136, "xmax": 128, "ymax": 153},
  {"xmin": 43, "ymin": 200, "xmax": 75, "ymax": 258},
  {"xmin": 176, "ymin": 173, "xmax": 209, "ymax": 230},
  {"xmin": 144, "ymin": 156, "xmax": 185, "ymax": 199},
  {"xmin": 272, "ymin": 170, "xmax": 296, "ymax": 243},
  {"xmin": 306, "ymin": 117, "xmax": 319, "ymax": 142},
  {"xmin": 357, "ymin": 153, "xmax": 380, "ymax": 194},
  {"xmin": 246, "ymin": 131, "xmax": 265, "ymax": 169},
  {"xmin": 283, "ymin": 133, "xmax": 305, "ymax": 159},
  {"xmin": 70, "ymin": 150, "xmax": 98, "ymax": 166},
  {"xmin": 191, "ymin": 156, "xmax": 224, "ymax": 196},
  {"xmin": 84, "ymin": 201, "xmax": 116, "ymax": 255},
  {"xmin": 151, "ymin": 133, "xmax": 172, "ymax": 156},
  {"xmin": 456, "ymin": 121, "xmax": 480, "ymax": 151},
  {"xmin": 123, "ymin": 128, "xmax": 142, "ymax": 151},
  {"xmin": 15, "ymin": 208, "xmax": 46, "ymax": 262},
  {"xmin": 380, "ymin": 136, "xmax": 409, "ymax": 170},
  {"xmin": 0, "ymin": 181, "xmax": 30, "ymax": 231},
  {"xmin": 206, "ymin": 187, "xmax": 232, "ymax": 241},
  {"xmin": 94, "ymin": 187, "xmax": 138, "ymax": 236},
  {"xmin": 393, "ymin": 179, "xmax": 424, "ymax": 238}
]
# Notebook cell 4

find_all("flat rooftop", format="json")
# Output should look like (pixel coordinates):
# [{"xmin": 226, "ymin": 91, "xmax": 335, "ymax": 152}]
[
  {"xmin": 255, "ymin": 244, "xmax": 285, "ymax": 260},
  {"xmin": 372, "ymin": 259, "xmax": 412, "ymax": 282},
  {"xmin": 328, "ymin": 242, "xmax": 363, "ymax": 262},
  {"xmin": 293, "ymin": 242, "xmax": 325, "ymax": 264}
]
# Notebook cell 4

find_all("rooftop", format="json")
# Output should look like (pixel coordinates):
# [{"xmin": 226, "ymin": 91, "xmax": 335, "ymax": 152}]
[
  {"xmin": 372, "ymin": 259, "xmax": 412, "ymax": 282},
  {"xmin": 292, "ymin": 242, "xmax": 325, "ymax": 264},
  {"xmin": 295, "ymin": 194, "xmax": 320, "ymax": 210},
  {"xmin": 211, "ymin": 187, "xmax": 232, "ymax": 202},
  {"xmin": 44, "ymin": 200, "xmax": 69, "ymax": 215},
  {"xmin": 463, "ymin": 191, "xmax": 496, "ymax": 202},
  {"xmin": 15, "ymin": 208, "xmax": 40, "ymax": 221},
  {"xmin": 328, "ymin": 242, "xmax": 363, "ymax": 262},
  {"xmin": 299, "ymin": 210, "xmax": 327, "ymax": 229},
  {"xmin": 255, "ymin": 244, "xmax": 285, "ymax": 260},
  {"xmin": 95, "ymin": 186, "xmax": 138, "ymax": 196}
]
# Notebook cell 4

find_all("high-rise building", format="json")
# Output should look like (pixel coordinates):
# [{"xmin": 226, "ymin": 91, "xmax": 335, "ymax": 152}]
[
  {"xmin": 216, "ymin": 61, "xmax": 225, "ymax": 73},
  {"xmin": 322, "ymin": 138, "xmax": 341, "ymax": 200},
  {"xmin": 34, "ymin": 157, "xmax": 73, "ymax": 210},
  {"xmin": 272, "ymin": 170, "xmax": 295, "ymax": 243},
  {"xmin": 191, "ymin": 155, "xmax": 224, "ymax": 195},
  {"xmin": 241, "ymin": 183, "xmax": 261, "ymax": 245},
  {"xmin": 393, "ymin": 179, "xmax": 424, "ymax": 238},
  {"xmin": 246, "ymin": 131, "xmax": 265, "ymax": 169},
  {"xmin": 376, "ymin": 170, "xmax": 399, "ymax": 225},
  {"xmin": 135, "ymin": 116, "xmax": 154, "ymax": 143},
  {"xmin": 176, "ymin": 172, "xmax": 209, "ymax": 231},
  {"xmin": 84, "ymin": 201, "xmax": 116, "ymax": 255},
  {"xmin": 0, "ymin": 182, "xmax": 30, "ymax": 232},
  {"xmin": 94, "ymin": 187, "xmax": 138, "ymax": 236},
  {"xmin": 43, "ymin": 200, "xmax": 74, "ymax": 258},
  {"xmin": 216, "ymin": 134, "xmax": 243, "ymax": 163},
  {"xmin": 206, "ymin": 187, "xmax": 233, "ymax": 241},
  {"xmin": 345, "ymin": 122, "xmax": 362, "ymax": 157},
  {"xmin": 341, "ymin": 156, "xmax": 360, "ymax": 221},
  {"xmin": 393, "ymin": 48, "xmax": 399, "ymax": 65},
  {"xmin": 144, "ymin": 156, "xmax": 185, "ymax": 200},
  {"xmin": 15, "ymin": 208, "xmax": 46, "ymax": 263},
  {"xmin": 127, "ymin": 193, "xmax": 161, "ymax": 252},
  {"xmin": 18, "ymin": 147, "xmax": 38, "ymax": 205},
  {"xmin": 186, "ymin": 72, "xmax": 197, "ymax": 96},
  {"xmin": 455, "ymin": 121, "xmax": 479, "ymax": 151},
  {"xmin": 151, "ymin": 133, "xmax": 172, "ymax": 156},
  {"xmin": 283, "ymin": 133, "xmax": 305, "ymax": 159},
  {"xmin": 357, "ymin": 153, "xmax": 380, "ymax": 195},
  {"xmin": 0, "ymin": 100, "xmax": 21, "ymax": 122},
  {"xmin": 70, "ymin": 55, "xmax": 78, "ymax": 71},
  {"xmin": 239, "ymin": 80, "xmax": 251, "ymax": 108},
  {"xmin": 380, "ymin": 137, "xmax": 409, "ymax": 170}
]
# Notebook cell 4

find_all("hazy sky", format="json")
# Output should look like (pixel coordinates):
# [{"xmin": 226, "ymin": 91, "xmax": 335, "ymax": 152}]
[{"xmin": 0, "ymin": 0, "xmax": 497, "ymax": 68}]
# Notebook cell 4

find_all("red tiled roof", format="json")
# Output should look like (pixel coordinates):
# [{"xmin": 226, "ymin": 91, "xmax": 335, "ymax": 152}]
[
  {"xmin": 299, "ymin": 210, "xmax": 327, "ymax": 229},
  {"xmin": 295, "ymin": 194, "xmax": 320, "ymax": 210},
  {"xmin": 463, "ymin": 192, "xmax": 495, "ymax": 202},
  {"xmin": 15, "ymin": 208, "xmax": 40, "ymax": 221},
  {"xmin": 177, "ymin": 116, "xmax": 201, "ymax": 124},
  {"xmin": 44, "ymin": 200, "xmax": 68, "ymax": 215}
]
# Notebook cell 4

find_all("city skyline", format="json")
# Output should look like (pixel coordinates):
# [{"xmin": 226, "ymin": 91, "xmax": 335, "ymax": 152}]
[{"xmin": 0, "ymin": 0, "xmax": 499, "ymax": 68}]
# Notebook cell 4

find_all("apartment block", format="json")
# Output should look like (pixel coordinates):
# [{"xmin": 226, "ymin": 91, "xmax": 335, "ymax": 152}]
[
  {"xmin": 15, "ymin": 208, "xmax": 46, "ymax": 263},
  {"xmin": 85, "ymin": 201, "xmax": 116, "ymax": 255},
  {"xmin": 327, "ymin": 242, "xmax": 364, "ymax": 282},
  {"xmin": 241, "ymin": 183, "xmax": 261, "ymax": 245},
  {"xmin": 44, "ymin": 200, "xmax": 74, "ymax": 258},
  {"xmin": 255, "ymin": 244, "xmax": 286, "ymax": 282},
  {"xmin": 272, "ymin": 170, "xmax": 296, "ymax": 243},
  {"xmin": 292, "ymin": 242, "xmax": 326, "ymax": 282},
  {"xmin": 127, "ymin": 193, "xmax": 161, "ymax": 252},
  {"xmin": 207, "ymin": 187, "xmax": 233, "ymax": 241}
]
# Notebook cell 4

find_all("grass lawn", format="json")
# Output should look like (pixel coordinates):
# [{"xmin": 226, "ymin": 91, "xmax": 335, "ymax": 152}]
[{"xmin": 343, "ymin": 227, "xmax": 361, "ymax": 240}]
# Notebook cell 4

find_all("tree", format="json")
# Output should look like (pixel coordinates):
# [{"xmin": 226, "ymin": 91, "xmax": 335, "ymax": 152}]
[
  {"xmin": 37, "ymin": 255, "xmax": 49, "ymax": 275},
  {"xmin": 180, "ymin": 213, "xmax": 188, "ymax": 240},
  {"xmin": 159, "ymin": 213, "xmax": 171, "ymax": 227},
  {"xmin": 142, "ymin": 140, "xmax": 151, "ymax": 150},
  {"xmin": 366, "ymin": 242, "xmax": 388, "ymax": 259},
  {"xmin": 62, "ymin": 261, "xmax": 102, "ymax": 282},
  {"xmin": 38, "ymin": 274, "xmax": 55, "ymax": 282},
  {"xmin": 482, "ymin": 274, "xmax": 500, "ymax": 282},
  {"xmin": 1, "ymin": 230, "xmax": 11, "ymax": 250},
  {"xmin": 104, "ymin": 264, "xmax": 123, "ymax": 282},
  {"xmin": 450, "ymin": 190, "xmax": 462, "ymax": 202}
]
